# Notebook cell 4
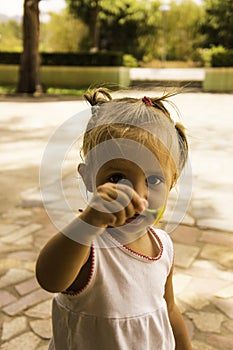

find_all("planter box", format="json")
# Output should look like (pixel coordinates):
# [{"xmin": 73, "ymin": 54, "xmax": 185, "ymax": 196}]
[
  {"xmin": 41, "ymin": 66, "xmax": 130, "ymax": 89},
  {"xmin": 0, "ymin": 65, "xmax": 19, "ymax": 85},
  {"xmin": 203, "ymin": 68, "xmax": 233, "ymax": 92},
  {"xmin": 0, "ymin": 65, "xmax": 130, "ymax": 89}
]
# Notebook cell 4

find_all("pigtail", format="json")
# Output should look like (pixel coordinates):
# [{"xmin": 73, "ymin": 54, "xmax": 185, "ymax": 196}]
[
  {"xmin": 143, "ymin": 91, "xmax": 188, "ymax": 173},
  {"xmin": 150, "ymin": 98, "xmax": 170, "ymax": 118},
  {"xmin": 175, "ymin": 122, "xmax": 188, "ymax": 170},
  {"xmin": 84, "ymin": 88, "xmax": 112, "ymax": 106},
  {"xmin": 149, "ymin": 90, "xmax": 183, "ymax": 120}
]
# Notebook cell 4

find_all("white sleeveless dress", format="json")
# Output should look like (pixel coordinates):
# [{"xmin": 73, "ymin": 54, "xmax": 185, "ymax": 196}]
[{"xmin": 49, "ymin": 227, "xmax": 175, "ymax": 350}]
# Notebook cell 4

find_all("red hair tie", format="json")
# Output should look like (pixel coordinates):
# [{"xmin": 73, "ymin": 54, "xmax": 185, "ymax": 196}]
[{"xmin": 142, "ymin": 96, "xmax": 152, "ymax": 106}]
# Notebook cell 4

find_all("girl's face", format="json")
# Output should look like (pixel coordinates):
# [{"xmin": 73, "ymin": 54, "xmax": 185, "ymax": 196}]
[
  {"xmin": 81, "ymin": 136, "xmax": 174, "ymax": 240},
  {"xmin": 96, "ymin": 158, "xmax": 168, "ymax": 212},
  {"xmin": 93, "ymin": 145, "xmax": 173, "ymax": 233}
]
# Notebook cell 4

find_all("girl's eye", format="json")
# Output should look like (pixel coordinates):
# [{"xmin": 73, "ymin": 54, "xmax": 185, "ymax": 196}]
[
  {"xmin": 108, "ymin": 173, "xmax": 125, "ymax": 184},
  {"xmin": 146, "ymin": 175, "xmax": 162, "ymax": 186}
]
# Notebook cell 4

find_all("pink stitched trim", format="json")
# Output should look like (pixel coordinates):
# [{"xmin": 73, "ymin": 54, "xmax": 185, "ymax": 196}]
[
  {"xmin": 107, "ymin": 227, "xmax": 163, "ymax": 261},
  {"xmin": 62, "ymin": 244, "xmax": 95, "ymax": 296},
  {"xmin": 122, "ymin": 227, "xmax": 163, "ymax": 261}
]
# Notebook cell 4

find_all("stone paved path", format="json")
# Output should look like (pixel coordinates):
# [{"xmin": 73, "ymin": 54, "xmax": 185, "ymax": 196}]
[
  {"xmin": 1, "ymin": 207, "xmax": 232, "ymax": 350},
  {"xmin": 0, "ymin": 93, "xmax": 233, "ymax": 349}
]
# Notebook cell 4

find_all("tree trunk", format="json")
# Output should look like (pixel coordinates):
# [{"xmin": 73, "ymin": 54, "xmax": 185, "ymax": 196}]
[
  {"xmin": 91, "ymin": 0, "xmax": 100, "ymax": 52},
  {"xmin": 17, "ymin": 0, "xmax": 41, "ymax": 94}
]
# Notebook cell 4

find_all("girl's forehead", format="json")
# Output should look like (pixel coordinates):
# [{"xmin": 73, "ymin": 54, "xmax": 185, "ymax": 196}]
[
  {"xmin": 87, "ymin": 138, "xmax": 160, "ymax": 164},
  {"xmin": 88, "ymin": 142, "xmax": 171, "ymax": 180},
  {"xmin": 99, "ymin": 157, "xmax": 163, "ymax": 173}
]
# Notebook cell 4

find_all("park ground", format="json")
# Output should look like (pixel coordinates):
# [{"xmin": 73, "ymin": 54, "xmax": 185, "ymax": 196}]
[{"xmin": 0, "ymin": 90, "xmax": 233, "ymax": 349}]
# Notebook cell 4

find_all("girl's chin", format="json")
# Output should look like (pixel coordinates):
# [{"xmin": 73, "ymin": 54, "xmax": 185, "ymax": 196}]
[{"xmin": 107, "ymin": 216, "xmax": 145, "ymax": 229}]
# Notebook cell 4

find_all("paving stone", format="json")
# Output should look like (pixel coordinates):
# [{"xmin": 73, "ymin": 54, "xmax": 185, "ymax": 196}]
[
  {"xmin": 1, "ymin": 331, "xmax": 41, "ymax": 350},
  {"xmin": 183, "ymin": 316, "xmax": 195, "ymax": 340},
  {"xmin": 223, "ymin": 320, "xmax": 233, "ymax": 333},
  {"xmin": 186, "ymin": 276, "xmax": 230, "ymax": 296},
  {"xmin": 191, "ymin": 202, "xmax": 217, "ymax": 220},
  {"xmin": 3, "ymin": 289, "xmax": 51, "ymax": 316},
  {"xmin": 21, "ymin": 187, "xmax": 43, "ymax": 207},
  {"xmin": 30, "ymin": 319, "xmax": 52, "ymax": 339},
  {"xmin": 207, "ymin": 335, "xmax": 233, "ymax": 350},
  {"xmin": 174, "ymin": 297, "xmax": 186, "ymax": 314},
  {"xmin": 199, "ymin": 230, "xmax": 233, "ymax": 248},
  {"xmin": 7, "ymin": 251, "xmax": 37, "ymax": 261},
  {"xmin": 24, "ymin": 299, "xmax": 52, "ymax": 319},
  {"xmin": 197, "ymin": 218, "xmax": 233, "ymax": 233},
  {"xmin": 212, "ymin": 297, "xmax": 233, "ymax": 319},
  {"xmin": 192, "ymin": 340, "xmax": 218, "ymax": 350},
  {"xmin": 0, "ymin": 224, "xmax": 21, "ymax": 235},
  {"xmin": 0, "ymin": 258, "xmax": 23, "ymax": 272},
  {"xmin": 214, "ymin": 284, "xmax": 233, "ymax": 299},
  {"xmin": 2, "ymin": 209, "xmax": 33, "ymax": 220},
  {"xmin": 178, "ymin": 291, "xmax": 210, "ymax": 310},
  {"xmin": 34, "ymin": 234, "xmax": 52, "ymax": 249},
  {"xmin": 173, "ymin": 273, "xmax": 192, "ymax": 294},
  {"xmin": 0, "ymin": 224, "xmax": 42, "ymax": 244},
  {"xmin": 0, "ymin": 268, "xmax": 33, "ymax": 288},
  {"xmin": 0, "ymin": 291, "xmax": 17, "ymax": 307},
  {"xmin": 161, "ymin": 212, "xmax": 195, "ymax": 231},
  {"xmin": 0, "ymin": 242, "xmax": 30, "ymax": 254},
  {"xmin": 170, "ymin": 225, "xmax": 202, "ymax": 244},
  {"xmin": 200, "ymin": 244, "xmax": 233, "ymax": 269},
  {"xmin": 21, "ymin": 261, "xmax": 35, "ymax": 272},
  {"xmin": 173, "ymin": 242, "xmax": 200, "ymax": 268},
  {"xmin": 38, "ymin": 344, "xmax": 50, "ymax": 350},
  {"xmin": 15, "ymin": 234, "xmax": 34, "ymax": 245},
  {"xmin": 188, "ymin": 259, "xmax": 233, "ymax": 281},
  {"xmin": 34, "ymin": 225, "xmax": 55, "ymax": 241},
  {"xmin": 2, "ymin": 316, "xmax": 27, "ymax": 341},
  {"xmin": 186, "ymin": 311, "xmax": 225, "ymax": 333},
  {"xmin": 15, "ymin": 277, "xmax": 40, "ymax": 296},
  {"xmin": 180, "ymin": 213, "xmax": 195, "ymax": 226}
]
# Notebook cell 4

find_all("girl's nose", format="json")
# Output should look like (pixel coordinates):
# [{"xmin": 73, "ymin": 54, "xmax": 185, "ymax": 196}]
[
  {"xmin": 134, "ymin": 182, "xmax": 148, "ymax": 200},
  {"xmin": 119, "ymin": 178, "xmax": 148, "ymax": 200}
]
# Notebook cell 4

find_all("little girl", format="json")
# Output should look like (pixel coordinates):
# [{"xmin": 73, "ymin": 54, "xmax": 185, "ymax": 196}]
[{"xmin": 36, "ymin": 88, "xmax": 192, "ymax": 349}]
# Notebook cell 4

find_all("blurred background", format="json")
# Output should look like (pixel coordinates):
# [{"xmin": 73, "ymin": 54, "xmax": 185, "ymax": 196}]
[{"xmin": 0, "ymin": 0, "xmax": 232, "ymax": 94}]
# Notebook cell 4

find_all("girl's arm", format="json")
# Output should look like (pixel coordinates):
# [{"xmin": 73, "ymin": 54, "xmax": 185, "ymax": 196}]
[
  {"xmin": 36, "ymin": 217, "xmax": 102, "ymax": 293},
  {"xmin": 164, "ymin": 265, "xmax": 193, "ymax": 350},
  {"xmin": 36, "ymin": 182, "xmax": 147, "ymax": 293}
]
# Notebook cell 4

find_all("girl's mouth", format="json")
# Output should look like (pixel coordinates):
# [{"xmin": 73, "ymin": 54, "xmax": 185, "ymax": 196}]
[{"xmin": 125, "ymin": 214, "xmax": 144, "ymax": 224}]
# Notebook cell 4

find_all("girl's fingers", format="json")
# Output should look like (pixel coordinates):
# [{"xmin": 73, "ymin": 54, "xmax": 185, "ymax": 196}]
[
  {"xmin": 86, "ymin": 182, "xmax": 148, "ymax": 227},
  {"xmin": 115, "ymin": 184, "xmax": 148, "ymax": 213},
  {"xmin": 97, "ymin": 183, "xmax": 141, "ymax": 214}
]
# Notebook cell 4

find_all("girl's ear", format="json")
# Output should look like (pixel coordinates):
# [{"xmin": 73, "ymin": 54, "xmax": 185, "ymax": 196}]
[{"xmin": 77, "ymin": 163, "xmax": 93, "ymax": 192}]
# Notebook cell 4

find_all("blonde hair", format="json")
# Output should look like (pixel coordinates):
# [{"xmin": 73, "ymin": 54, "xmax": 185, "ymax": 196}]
[{"xmin": 81, "ymin": 88, "xmax": 188, "ymax": 187}]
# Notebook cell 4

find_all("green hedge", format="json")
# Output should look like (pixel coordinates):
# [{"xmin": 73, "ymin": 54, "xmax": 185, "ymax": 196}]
[
  {"xmin": 211, "ymin": 50, "xmax": 233, "ymax": 67},
  {"xmin": 0, "ymin": 52, "xmax": 20, "ymax": 65},
  {"xmin": 0, "ymin": 51, "xmax": 124, "ymax": 66}
]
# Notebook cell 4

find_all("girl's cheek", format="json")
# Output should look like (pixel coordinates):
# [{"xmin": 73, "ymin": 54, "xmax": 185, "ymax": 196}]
[{"xmin": 149, "ymin": 186, "xmax": 167, "ymax": 207}]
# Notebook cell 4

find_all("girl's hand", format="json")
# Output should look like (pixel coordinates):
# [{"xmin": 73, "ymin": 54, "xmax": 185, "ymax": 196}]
[{"xmin": 79, "ymin": 182, "xmax": 148, "ymax": 229}]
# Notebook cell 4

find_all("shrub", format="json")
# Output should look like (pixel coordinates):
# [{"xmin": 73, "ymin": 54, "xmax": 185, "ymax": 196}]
[
  {"xmin": 0, "ymin": 51, "xmax": 124, "ymax": 66},
  {"xmin": 196, "ymin": 46, "xmax": 227, "ymax": 67},
  {"xmin": 123, "ymin": 54, "xmax": 139, "ymax": 67},
  {"xmin": 211, "ymin": 50, "xmax": 233, "ymax": 67}
]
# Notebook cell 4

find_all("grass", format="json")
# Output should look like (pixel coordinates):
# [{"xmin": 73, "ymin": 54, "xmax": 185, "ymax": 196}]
[
  {"xmin": 0, "ymin": 85, "xmax": 16, "ymax": 94},
  {"xmin": 0, "ymin": 85, "xmax": 86, "ymax": 97},
  {"xmin": 46, "ymin": 87, "xmax": 85, "ymax": 96}
]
